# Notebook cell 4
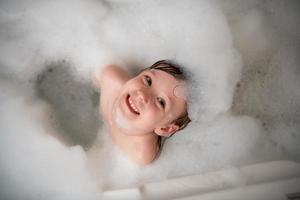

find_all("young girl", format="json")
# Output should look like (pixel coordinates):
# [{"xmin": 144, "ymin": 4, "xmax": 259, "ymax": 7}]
[{"xmin": 93, "ymin": 60, "xmax": 191, "ymax": 165}]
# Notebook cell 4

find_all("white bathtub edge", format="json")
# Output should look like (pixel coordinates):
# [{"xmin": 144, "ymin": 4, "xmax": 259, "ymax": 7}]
[{"xmin": 101, "ymin": 160, "xmax": 300, "ymax": 200}]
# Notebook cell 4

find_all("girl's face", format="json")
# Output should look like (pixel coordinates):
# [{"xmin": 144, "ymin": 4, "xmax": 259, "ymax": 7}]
[{"xmin": 112, "ymin": 69, "xmax": 186, "ymax": 136}]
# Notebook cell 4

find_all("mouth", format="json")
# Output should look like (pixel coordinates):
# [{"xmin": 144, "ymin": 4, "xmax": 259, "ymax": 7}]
[{"xmin": 126, "ymin": 94, "xmax": 140, "ymax": 115}]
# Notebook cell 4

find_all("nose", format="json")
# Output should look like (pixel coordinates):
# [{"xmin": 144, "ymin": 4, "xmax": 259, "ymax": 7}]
[{"xmin": 136, "ymin": 90, "xmax": 148, "ymax": 104}]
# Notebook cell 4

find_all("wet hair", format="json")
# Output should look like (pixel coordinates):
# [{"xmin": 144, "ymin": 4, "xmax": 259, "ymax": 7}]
[
  {"xmin": 148, "ymin": 60, "xmax": 187, "ymax": 80},
  {"xmin": 143, "ymin": 60, "xmax": 191, "ymax": 152}
]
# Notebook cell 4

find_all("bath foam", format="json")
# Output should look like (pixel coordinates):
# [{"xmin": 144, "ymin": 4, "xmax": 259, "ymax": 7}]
[
  {"xmin": 85, "ymin": 114, "xmax": 265, "ymax": 189},
  {"xmin": 154, "ymin": 114, "xmax": 264, "ymax": 176},
  {"xmin": 0, "ymin": 0, "xmax": 260, "ymax": 194},
  {"xmin": 0, "ymin": 0, "xmax": 108, "ymax": 83},
  {"xmin": 0, "ymin": 0, "xmax": 299, "ymax": 199},
  {"xmin": 101, "ymin": 0, "xmax": 242, "ymax": 122},
  {"xmin": 229, "ymin": 0, "xmax": 300, "ymax": 161},
  {"xmin": 0, "ymin": 0, "xmax": 242, "ymax": 122},
  {"xmin": 0, "ymin": 82, "xmax": 98, "ymax": 200},
  {"xmin": 113, "ymin": 105, "xmax": 135, "ymax": 132}
]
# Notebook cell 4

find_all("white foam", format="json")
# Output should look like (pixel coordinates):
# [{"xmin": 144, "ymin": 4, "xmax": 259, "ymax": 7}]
[
  {"xmin": 113, "ymin": 105, "xmax": 135, "ymax": 132},
  {"xmin": 0, "ymin": 0, "xmax": 299, "ymax": 199},
  {"xmin": 0, "ymin": 82, "xmax": 98, "ymax": 199}
]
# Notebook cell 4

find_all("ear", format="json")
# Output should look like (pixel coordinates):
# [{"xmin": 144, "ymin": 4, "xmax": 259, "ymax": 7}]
[{"xmin": 154, "ymin": 123, "xmax": 180, "ymax": 137}]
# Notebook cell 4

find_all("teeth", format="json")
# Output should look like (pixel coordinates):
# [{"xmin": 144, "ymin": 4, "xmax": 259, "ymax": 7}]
[{"xmin": 128, "ymin": 96, "xmax": 139, "ymax": 113}]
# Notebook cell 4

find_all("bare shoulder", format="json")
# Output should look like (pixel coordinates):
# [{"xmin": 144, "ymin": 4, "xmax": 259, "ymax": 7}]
[
  {"xmin": 130, "ymin": 139, "xmax": 159, "ymax": 166},
  {"xmin": 101, "ymin": 65, "xmax": 130, "ymax": 86},
  {"xmin": 92, "ymin": 65, "xmax": 130, "ymax": 90}
]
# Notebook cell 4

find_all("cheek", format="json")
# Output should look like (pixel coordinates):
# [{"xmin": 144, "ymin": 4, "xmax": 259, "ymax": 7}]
[
  {"xmin": 144, "ymin": 110, "xmax": 159, "ymax": 121},
  {"xmin": 128, "ymin": 77, "xmax": 142, "ymax": 86},
  {"xmin": 142, "ymin": 109, "xmax": 165, "ymax": 126},
  {"xmin": 167, "ymin": 113, "xmax": 176, "ymax": 121},
  {"xmin": 147, "ymin": 104, "xmax": 161, "ymax": 116},
  {"xmin": 122, "ymin": 79, "xmax": 138, "ymax": 90}
]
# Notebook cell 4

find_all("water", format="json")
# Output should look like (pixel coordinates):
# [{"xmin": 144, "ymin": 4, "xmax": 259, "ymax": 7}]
[{"xmin": 0, "ymin": 0, "xmax": 299, "ymax": 199}]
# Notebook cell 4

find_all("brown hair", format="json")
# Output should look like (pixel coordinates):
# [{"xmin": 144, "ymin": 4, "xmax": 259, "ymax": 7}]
[{"xmin": 143, "ymin": 60, "xmax": 191, "ymax": 151}]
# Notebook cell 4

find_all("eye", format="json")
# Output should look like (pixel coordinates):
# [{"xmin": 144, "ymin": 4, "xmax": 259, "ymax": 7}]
[
  {"xmin": 157, "ymin": 97, "xmax": 166, "ymax": 109},
  {"xmin": 144, "ymin": 75, "xmax": 152, "ymax": 86}
]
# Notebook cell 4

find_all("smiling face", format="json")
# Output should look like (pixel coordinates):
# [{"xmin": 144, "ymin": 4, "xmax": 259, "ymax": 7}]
[{"xmin": 112, "ymin": 69, "xmax": 187, "ymax": 136}]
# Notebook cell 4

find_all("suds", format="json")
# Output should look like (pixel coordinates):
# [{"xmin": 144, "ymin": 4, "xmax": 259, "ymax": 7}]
[
  {"xmin": 113, "ymin": 105, "xmax": 135, "ymax": 132},
  {"xmin": 0, "ymin": 0, "xmax": 299, "ymax": 199}
]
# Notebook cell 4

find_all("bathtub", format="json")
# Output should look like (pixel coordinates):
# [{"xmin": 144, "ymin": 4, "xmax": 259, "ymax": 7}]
[
  {"xmin": 100, "ymin": 160, "xmax": 300, "ymax": 200},
  {"xmin": 1, "ymin": 1, "xmax": 300, "ymax": 199}
]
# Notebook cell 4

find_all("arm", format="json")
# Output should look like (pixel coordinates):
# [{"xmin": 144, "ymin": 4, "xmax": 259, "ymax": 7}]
[{"xmin": 92, "ymin": 65, "xmax": 130, "ymax": 90}]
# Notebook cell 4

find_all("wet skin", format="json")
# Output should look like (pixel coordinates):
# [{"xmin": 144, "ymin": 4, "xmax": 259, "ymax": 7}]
[{"xmin": 93, "ymin": 65, "xmax": 186, "ymax": 165}]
